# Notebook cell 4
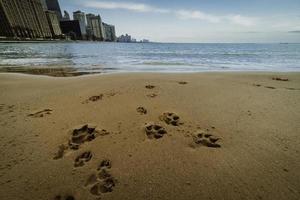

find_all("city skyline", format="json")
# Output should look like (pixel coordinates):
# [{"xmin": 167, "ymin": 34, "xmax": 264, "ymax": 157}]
[
  {"xmin": 59, "ymin": 0, "xmax": 300, "ymax": 43},
  {"xmin": 0, "ymin": 0, "xmax": 117, "ymax": 41}
]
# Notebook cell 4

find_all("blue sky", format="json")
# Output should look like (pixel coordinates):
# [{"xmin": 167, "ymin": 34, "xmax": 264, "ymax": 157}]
[{"xmin": 59, "ymin": 0, "xmax": 300, "ymax": 43}]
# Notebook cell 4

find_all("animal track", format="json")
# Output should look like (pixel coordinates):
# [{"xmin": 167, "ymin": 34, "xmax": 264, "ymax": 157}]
[
  {"xmin": 272, "ymin": 77, "xmax": 289, "ymax": 81},
  {"xmin": 265, "ymin": 86, "xmax": 276, "ymax": 89},
  {"xmin": 178, "ymin": 81, "xmax": 188, "ymax": 85},
  {"xmin": 83, "ymin": 94, "xmax": 104, "ymax": 104},
  {"xmin": 253, "ymin": 84, "xmax": 276, "ymax": 89},
  {"xmin": 145, "ymin": 85, "xmax": 155, "ymax": 89},
  {"xmin": 54, "ymin": 195, "xmax": 75, "ymax": 200},
  {"xmin": 191, "ymin": 131, "xmax": 221, "ymax": 148},
  {"xmin": 28, "ymin": 109, "xmax": 52, "ymax": 118},
  {"xmin": 160, "ymin": 112, "xmax": 182, "ymax": 126},
  {"xmin": 54, "ymin": 125, "xmax": 109, "ymax": 159},
  {"xmin": 253, "ymin": 84, "xmax": 262, "ymax": 87},
  {"xmin": 145, "ymin": 123, "xmax": 167, "ymax": 139},
  {"xmin": 97, "ymin": 159, "xmax": 112, "ymax": 170},
  {"xmin": 82, "ymin": 91, "xmax": 120, "ymax": 104},
  {"xmin": 74, "ymin": 151, "xmax": 92, "ymax": 167},
  {"xmin": 85, "ymin": 159, "xmax": 117, "ymax": 196},
  {"xmin": 137, "ymin": 107, "xmax": 147, "ymax": 115},
  {"xmin": 253, "ymin": 83, "xmax": 299, "ymax": 91},
  {"xmin": 69, "ymin": 124, "xmax": 109, "ymax": 150},
  {"xmin": 285, "ymin": 87, "xmax": 300, "ymax": 90}
]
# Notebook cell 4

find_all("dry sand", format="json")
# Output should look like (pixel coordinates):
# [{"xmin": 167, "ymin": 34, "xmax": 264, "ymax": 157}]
[{"xmin": 0, "ymin": 72, "xmax": 299, "ymax": 200}]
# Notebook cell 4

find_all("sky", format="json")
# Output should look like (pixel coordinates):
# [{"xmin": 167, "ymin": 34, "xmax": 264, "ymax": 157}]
[{"xmin": 59, "ymin": 0, "xmax": 300, "ymax": 43}]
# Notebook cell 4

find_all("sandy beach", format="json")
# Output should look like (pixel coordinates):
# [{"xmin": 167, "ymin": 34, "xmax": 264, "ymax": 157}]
[{"xmin": 0, "ymin": 72, "xmax": 299, "ymax": 200}]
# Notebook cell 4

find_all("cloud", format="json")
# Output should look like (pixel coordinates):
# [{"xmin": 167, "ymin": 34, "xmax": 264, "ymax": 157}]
[
  {"xmin": 81, "ymin": 1, "xmax": 256, "ymax": 26},
  {"xmin": 83, "ymin": 1, "xmax": 169, "ymax": 13},
  {"xmin": 226, "ymin": 15, "xmax": 256, "ymax": 27},
  {"xmin": 176, "ymin": 10, "xmax": 255, "ymax": 26},
  {"xmin": 175, "ymin": 10, "xmax": 220, "ymax": 23}
]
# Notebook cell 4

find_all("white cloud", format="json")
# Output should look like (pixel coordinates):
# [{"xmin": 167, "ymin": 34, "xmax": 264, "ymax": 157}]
[
  {"xmin": 82, "ymin": 1, "xmax": 256, "ymax": 26},
  {"xmin": 226, "ymin": 15, "xmax": 256, "ymax": 27},
  {"xmin": 175, "ymin": 10, "xmax": 221, "ymax": 23},
  {"xmin": 83, "ymin": 1, "xmax": 170, "ymax": 13}
]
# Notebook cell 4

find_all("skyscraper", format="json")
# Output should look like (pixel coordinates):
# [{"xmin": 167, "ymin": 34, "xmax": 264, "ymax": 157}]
[
  {"xmin": 103, "ymin": 23, "xmax": 116, "ymax": 42},
  {"xmin": 61, "ymin": 10, "xmax": 70, "ymax": 21},
  {"xmin": 0, "ymin": 0, "xmax": 52, "ymax": 38},
  {"xmin": 40, "ymin": 0, "xmax": 47, "ymax": 10},
  {"xmin": 60, "ymin": 20, "xmax": 82, "ymax": 40},
  {"xmin": 86, "ymin": 14, "xmax": 104, "ymax": 40},
  {"xmin": 45, "ymin": 0, "xmax": 62, "ymax": 19},
  {"xmin": 73, "ymin": 10, "xmax": 86, "ymax": 36},
  {"xmin": 45, "ymin": 10, "xmax": 62, "ymax": 37}
]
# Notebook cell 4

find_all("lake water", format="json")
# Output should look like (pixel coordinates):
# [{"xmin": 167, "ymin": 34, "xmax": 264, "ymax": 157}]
[{"xmin": 0, "ymin": 42, "xmax": 300, "ymax": 73}]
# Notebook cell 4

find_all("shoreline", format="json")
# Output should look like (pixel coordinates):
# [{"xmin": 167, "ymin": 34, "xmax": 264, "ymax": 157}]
[
  {"xmin": 0, "ymin": 72, "xmax": 299, "ymax": 200},
  {"xmin": 1, "ymin": 66, "xmax": 300, "ymax": 78}
]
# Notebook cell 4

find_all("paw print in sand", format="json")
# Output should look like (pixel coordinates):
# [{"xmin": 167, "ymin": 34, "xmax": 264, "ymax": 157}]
[
  {"xmin": 137, "ymin": 106, "xmax": 147, "ymax": 115},
  {"xmin": 68, "ymin": 124, "xmax": 109, "ymax": 150},
  {"xmin": 145, "ymin": 123, "xmax": 167, "ymax": 139},
  {"xmin": 85, "ymin": 159, "xmax": 117, "ymax": 196},
  {"xmin": 191, "ymin": 131, "xmax": 221, "ymax": 148},
  {"xmin": 74, "ymin": 151, "xmax": 93, "ymax": 167},
  {"xmin": 145, "ymin": 85, "xmax": 156, "ymax": 89},
  {"xmin": 160, "ymin": 112, "xmax": 182, "ymax": 126}
]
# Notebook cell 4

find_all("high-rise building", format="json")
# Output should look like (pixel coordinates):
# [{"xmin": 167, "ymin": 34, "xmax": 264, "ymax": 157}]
[
  {"xmin": 40, "ymin": 0, "xmax": 47, "ymax": 10},
  {"xmin": 61, "ymin": 10, "xmax": 70, "ymax": 21},
  {"xmin": 45, "ymin": 0, "xmax": 62, "ymax": 19},
  {"xmin": 60, "ymin": 20, "xmax": 82, "ymax": 40},
  {"xmin": 73, "ymin": 10, "xmax": 86, "ymax": 37},
  {"xmin": 102, "ymin": 23, "xmax": 116, "ymax": 42},
  {"xmin": 0, "ymin": 0, "xmax": 52, "ymax": 39},
  {"xmin": 45, "ymin": 10, "xmax": 62, "ymax": 37},
  {"xmin": 86, "ymin": 14, "xmax": 104, "ymax": 40},
  {"xmin": 117, "ymin": 34, "xmax": 132, "ymax": 43}
]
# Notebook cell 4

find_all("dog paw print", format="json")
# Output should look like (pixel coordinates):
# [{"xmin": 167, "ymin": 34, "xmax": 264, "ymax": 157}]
[
  {"xmin": 74, "ymin": 151, "xmax": 92, "ymax": 167},
  {"xmin": 145, "ymin": 123, "xmax": 167, "ymax": 139},
  {"xmin": 145, "ymin": 85, "xmax": 156, "ymax": 89},
  {"xmin": 137, "ymin": 107, "xmax": 147, "ymax": 115},
  {"xmin": 192, "ymin": 131, "xmax": 221, "ymax": 148},
  {"xmin": 160, "ymin": 112, "xmax": 182, "ymax": 126},
  {"xmin": 85, "ymin": 159, "xmax": 117, "ymax": 196},
  {"xmin": 53, "ymin": 124, "xmax": 110, "ymax": 160},
  {"xmin": 68, "ymin": 124, "xmax": 109, "ymax": 150}
]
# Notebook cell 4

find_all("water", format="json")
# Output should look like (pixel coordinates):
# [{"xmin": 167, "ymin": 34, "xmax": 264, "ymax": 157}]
[{"xmin": 0, "ymin": 42, "xmax": 300, "ymax": 73}]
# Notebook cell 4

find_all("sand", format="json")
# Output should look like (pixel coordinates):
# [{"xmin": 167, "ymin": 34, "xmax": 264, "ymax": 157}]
[{"xmin": 0, "ymin": 72, "xmax": 299, "ymax": 200}]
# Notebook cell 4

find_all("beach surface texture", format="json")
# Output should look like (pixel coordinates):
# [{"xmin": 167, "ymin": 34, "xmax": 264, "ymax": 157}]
[{"xmin": 0, "ymin": 72, "xmax": 299, "ymax": 200}]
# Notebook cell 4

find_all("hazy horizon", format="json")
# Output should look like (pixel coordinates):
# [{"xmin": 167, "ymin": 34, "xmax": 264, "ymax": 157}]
[{"xmin": 59, "ymin": 0, "xmax": 300, "ymax": 43}]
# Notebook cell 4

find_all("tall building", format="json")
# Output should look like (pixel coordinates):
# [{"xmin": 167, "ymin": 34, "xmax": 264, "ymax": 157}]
[
  {"xmin": 0, "ymin": 0, "xmax": 52, "ymax": 39},
  {"xmin": 103, "ymin": 23, "xmax": 116, "ymax": 42},
  {"xmin": 61, "ymin": 10, "xmax": 70, "ymax": 21},
  {"xmin": 73, "ymin": 10, "xmax": 86, "ymax": 37},
  {"xmin": 40, "ymin": 0, "xmax": 47, "ymax": 10},
  {"xmin": 60, "ymin": 20, "xmax": 82, "ymax": 40},
  {"xmin": 86, "ymin": 14, "xmax": 104, "ymax": 40},
  {"xmin": 45, "ymin": 10, "xmax": 61, "ymax": 38},
  {"xmin": 45, "ymin": 0, "xmax": 62, "ymax": 19},
  {"xmin": 117, "ymin": 34, "xmax": 132, "ymax": 43}
]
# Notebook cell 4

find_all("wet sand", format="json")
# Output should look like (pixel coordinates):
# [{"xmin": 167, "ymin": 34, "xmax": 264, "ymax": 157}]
[
  {"xmin": 0, "ymin": 72, "xmax": 299, "ymax": 200},
  {"xmin": 0, "ymin": 67, "xmax": 98, "ymax": 77}
]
